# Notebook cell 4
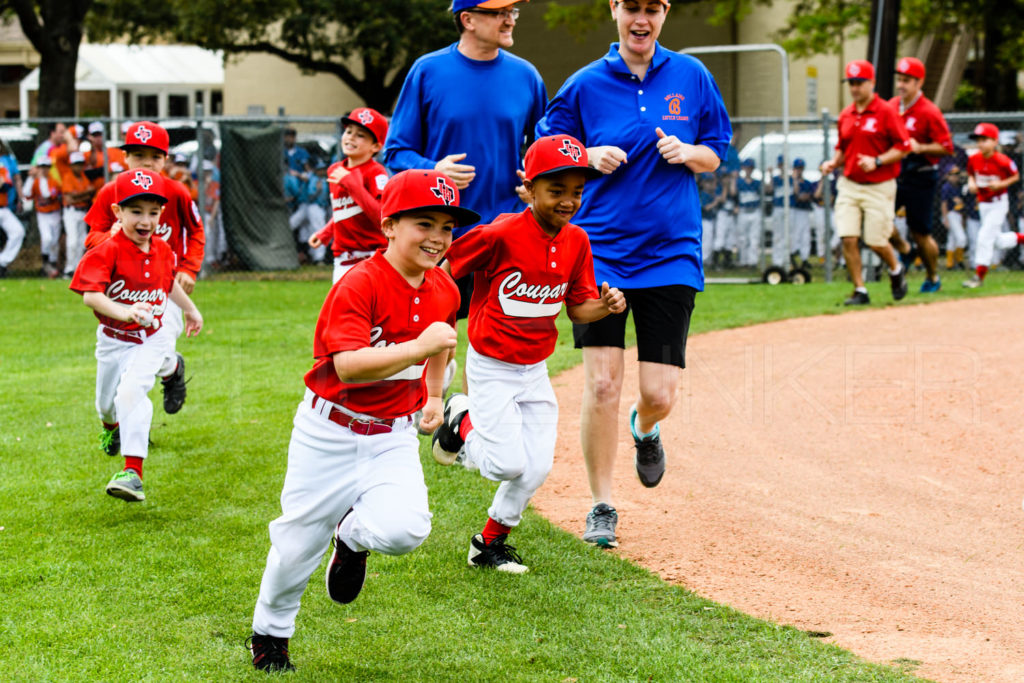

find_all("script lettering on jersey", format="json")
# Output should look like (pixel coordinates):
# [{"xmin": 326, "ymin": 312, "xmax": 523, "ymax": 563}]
[
  {"xmin": 333, "ymin": 194, "xmax": 363, "ymax": 220},
  {"xmin": 497, "ymin": 271, "xmax": 567, "ymax": 318},
  {"xmin": 155, "ymin": 222, "xmax": 173, "ymax": 240},
  {"xmin": 107, "ymin": 278, "xmax": 167, "ymax": 313},
  {"xmin": 366, "ymin": 326, "xmax": 425, "ymax": 382}
]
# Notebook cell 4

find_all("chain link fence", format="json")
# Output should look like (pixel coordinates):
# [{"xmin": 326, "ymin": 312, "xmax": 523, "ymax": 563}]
[
  {"xmin": 707, "ymin": 111, "xmax": 1024, "ymax": 284},
  {"xmin": 4, "ymin": 111, "xmax": 1024, "ymax": 283}
]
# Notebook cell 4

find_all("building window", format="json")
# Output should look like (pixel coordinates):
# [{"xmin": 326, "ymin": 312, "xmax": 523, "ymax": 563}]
[
  {"xmin": 137, "ymin": 94, "xmax": 158, "ymax": 118},
  {"xmin": 169, "ymin": 94, "xmax": 189, "ymax": 117}
]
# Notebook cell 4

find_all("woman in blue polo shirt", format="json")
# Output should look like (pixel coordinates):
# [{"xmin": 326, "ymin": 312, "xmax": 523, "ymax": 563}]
[{"xmin": 536, "ymin": 0, "xmax": 731, "ymax": 549}]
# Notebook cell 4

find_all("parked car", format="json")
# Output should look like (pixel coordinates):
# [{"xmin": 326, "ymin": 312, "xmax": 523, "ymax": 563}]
[{"xmin": 738, "ymin": 129, "xmax": 839, "ymax": 183}]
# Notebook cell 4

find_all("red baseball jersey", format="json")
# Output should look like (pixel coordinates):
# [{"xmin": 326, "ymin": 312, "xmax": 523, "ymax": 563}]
[
  {"xmin": 967, "ymin": 152, "xmax": 1019, "ymax": 203},
  {"xmin": 304, "ymin": 251, "xmax": 460, "ymax": 419},
  {"xmin": 446, "ymin": 208, "xmax": 598, "ymax": 365},
  {"xmin": 69, "ymin": 229, "xmax": 176, "ymax": 332},
  {"xmin": 84, "ymin": 175, "xmax": 205, "ymax": 279},
  {"xmin": 889, "ymin": 93, "xmax": 953, "ymax": 166},
  {"xmin": 314, "ymin": 159, "xmax": 389, "ymax": 257},
  {"xmin": 836, "ymin": 94, "xmax": 911, "ymax": 184}
]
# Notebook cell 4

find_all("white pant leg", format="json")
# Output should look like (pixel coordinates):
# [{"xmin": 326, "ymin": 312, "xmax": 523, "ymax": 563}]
[
  {"xmin": 736, "ymin": 211, "xmax": 760, "ymax": 266},
  {"xmin": 793, "ymin": 209, "xmax": 812, "ymax": 260},
  {"xmin": 37, "ymin": 211, "xmax": 63, "ymax": 262},
  {"xmin": 289, "ymin": 204, "xmax": 309, "ymax": 235},
  {"xmin": 966, "ymin": 218, "xmax": 980, "ymax": 266},
  {"xmin": 94, "ymin": 326, "xmax": 176, "ymax": 457},
  {"xmin": 975, "ymin": 198, "xmax": 1009, "ymax": 267},
  {"xmin": 770, "ymin": 209, "xmax": 788, "ymax": 266},
  {"xmin": 305, "ymin": 205, "xmax": 327, "ymax": 262},
  {"xmin": 63, "ymin": 208, "xmax": 87, "ymax": 275},
  {"xmin": 156, "ymin": 298, "xmax": 184, "ymax": 368},
  {"xmin": 946, "ymin": 212, "xmax": 966, "ymax": 250},
  {"xmin": 0, "ymin": 207, "xmax": 24, "ymax": 268},
  {"xmin": 252, "ymin": 394, "xmax": 428, "ymax": 638},
  {"xmin": 701, "ymin": 218, "xmax": 713, "ymax": 263},
  {"xmin": 713, "ymin": 211, "xmax": 735, "ymax": 251},
  {"xmin": 463, "ymin": 346, "xmax": 557, "ymax": 528}
]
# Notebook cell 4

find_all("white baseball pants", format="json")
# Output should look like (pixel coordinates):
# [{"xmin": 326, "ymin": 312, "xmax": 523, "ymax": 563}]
[
  {"xmin": 62, "ymin": 207, "xmax": 87, "ymax": 275},
  {"xmin": 701, "ymin": 218, "xmax": 714, "ymax": 264},
  {"xmin": 36, "ymin": 211, "xmax": 63, "ymax": 263},
  {"xmin": 736, "ymin": 210, "xmax": 761, "ymax": 266},
  {"xmin": 770, "ymin": 209, "xmax": 789, "ymax": 266},
  {"xmin": 463, "ymin": 345, "xmax": 557, "ymax": 528},
  {"xmin": 252, "ymin": 390, "xmax": 428, "ymax": 638},
  {"xmin": 974, "ymin": 196, "xmax": 1016, "ymax": 268},
  {"xmin": 712, "ymin": 210, "xmax": 736, "ymax": 252},
  {"xmin": 0, "ymin": 207, "xmax": 24, "ymax": 268},
  {"xmin": 945, "ymin": 211, "xmax": 967, "ymax": 251},
  {"xmin": 792, "ymin": 209, "xmax": 812, "ymax": 261},
  {"xmin": 94, "ymin": 325, "xmax": 176, "ymax": 458},
  {"xmin": 332, "ymin": 251, "xmax": 375, "ymax": 284}
]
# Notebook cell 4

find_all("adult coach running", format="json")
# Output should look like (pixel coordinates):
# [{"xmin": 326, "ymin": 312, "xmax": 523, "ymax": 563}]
[
  {"xmin": 384, "ymin": 0, "xmax": 547, "ymax": 315},
  {"xmin": 536, "ymin": 0, "xmax": 731, "ymax": 548},
  {"xmin": 890, "ymin": 56, "xmax": 953, "ymax": 293},
  {"xmin": 821, "ymin": 59, "xmax": 911, "ymax": 306}
]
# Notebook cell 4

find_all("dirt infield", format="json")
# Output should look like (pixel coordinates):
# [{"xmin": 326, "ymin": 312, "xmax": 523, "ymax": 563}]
[{"xmin": 535, "ymin": 295, "xmax": 1024, "ymax": 683}]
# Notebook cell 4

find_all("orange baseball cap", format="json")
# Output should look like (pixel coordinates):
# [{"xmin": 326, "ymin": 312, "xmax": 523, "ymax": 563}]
[
  {"xmin": 844, "ymin": 60, "xmax": 875, "ymax": 82},
  {"xmin": 452, "ymin": 0, "xmax": 526, "ymax": 11},
  {"xmin": 895, "ymin": 57, "xmax": 925, "ymax": 80},
  {"xmin": 523, "ymin": 134, "xmax": 602, "ymax": 181},
  {"xmin": 380, "ymin": 170, "xmax": 480, "ymax": 226}
]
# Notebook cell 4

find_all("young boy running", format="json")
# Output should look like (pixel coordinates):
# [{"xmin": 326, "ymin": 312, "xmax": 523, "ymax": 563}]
[
  {"xmin": 963, "ymin": 122, "xmax": 1023, "ymax": 288},
  {"xmin": 248, "ymin": 169, "xmax": 475, "ymax": 672},
  {"xmin": 69, "ymin": 169, "xmax": 203, "ymax": 501},
  {"xmin": 308, "ymin": 107, "xmax": 390, "ymax": 283},
  {"xmin": 432, "ymin": 135, "xmax": 626, "ymax": 573},
  {"xmin": 84, "ymin": 122, "xmax": 205, "ymax": 414}
]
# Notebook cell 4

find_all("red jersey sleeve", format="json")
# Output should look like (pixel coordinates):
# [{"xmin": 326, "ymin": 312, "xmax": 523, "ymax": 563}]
[
  {"xmin": 85, "ymin": 182, "xmax": 116, "ymax": 229},
  {"xmin": 69, "ymin": 241, "xmax": 115, "ymax": 294},
  {"xmin": 445, "ymin": 225, "xmax": 498, "ymax": 281},
  {"xmin": 170, "ymin": 181, "xmax": 205, "ymax": 278},
  {"xmin": 316, "ymin": 268, "xmax": 376, "ymax": 357},
  {"xmin": 315, "ymin": 220, "xmax": 334, "ymax": 246}
]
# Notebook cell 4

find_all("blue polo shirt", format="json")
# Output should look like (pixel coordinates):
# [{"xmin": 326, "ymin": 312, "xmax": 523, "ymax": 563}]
[
  {"xmin": 383, "ymin": 43, "xmax": 547, "ymax": 237},
  {"xmin": 536, "ymin": 42, "xmax": 732, "ymax": 290}
]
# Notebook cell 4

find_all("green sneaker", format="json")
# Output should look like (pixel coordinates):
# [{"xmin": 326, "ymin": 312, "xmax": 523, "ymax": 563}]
[
  {"xmin": 99, "ymin": 426, "xmax": 120, "ymax": 456},
  {"xmin": 106, "ymin": 469, "xmax": 145, "ymax": 502}
]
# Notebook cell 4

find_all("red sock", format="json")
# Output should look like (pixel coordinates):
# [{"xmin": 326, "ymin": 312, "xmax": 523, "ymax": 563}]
[
  {"xmin": 103, "ymin": 421, "xmax": 118, "ymax": 431},
  {"xmin": 459, "ymin": 413, "xmax": 474, "ymax": 441},
  {"xmin": 1017, "ymin": 234, "xmax": 1024, "ymax": 245},
  {"xmin": 481, "ymin": 517, "xmax": 511, "ymax": 545},
  {"xmin": 124, "ymin": 456, "xmax": 143, "ymax": 478},
  {"xmin": 977, "ymin": 265, "xmax": 989, "ymax": 281}
]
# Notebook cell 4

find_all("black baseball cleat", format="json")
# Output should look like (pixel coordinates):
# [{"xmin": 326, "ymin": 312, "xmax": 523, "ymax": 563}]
[
  {"xmin": 890, "ymin": 266, "xmax": 908, "ymax": 301},
  {"xmin": 431, "ymin": 393, "xmax": 470, "ymax": 465},
  {"xmin": 326, "ymin": 529, "xmax": 369, "ymax": 605},
  {"xmin": 247, "ymin": 633, "xmax": 295, "ymax": 672},
  {"xmin": 467, "ymin": 533, "xmax": 529, "ymax": 574},
  {"xmin": 161, "ymin": 353, "xmax": 187, "ymax": 414},
  {"xmin": 843, "ymin": 290, "xmax": 870, "ymax": 306}
]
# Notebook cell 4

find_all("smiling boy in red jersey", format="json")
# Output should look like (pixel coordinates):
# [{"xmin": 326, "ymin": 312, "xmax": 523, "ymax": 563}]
[{"xmin": 431, "ymin": 135, "xmax": 626, "ymax": 571}]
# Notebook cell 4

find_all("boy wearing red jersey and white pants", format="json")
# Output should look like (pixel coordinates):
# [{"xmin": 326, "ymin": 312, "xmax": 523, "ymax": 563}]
[
  {"xmin": 432, "ymin": 135, "xmax": 625, "ymax": 573},
  {"xmin": 309, "ymin": 107, "xmax": 390, "ymax": 283},
  {"xmin": 248, "ymin": 170, "xmax": 475, "ymax": 673},
  {"xmin": 963, "ymin": 122, "xmax": 1023, "ymax": 288},
  {"xmin": 84, "ymin": 122, "xmax": 205, "ymax": 415},
  {"xmin": 69, "ymin": 169, "xmax": 203, "ymax": 502}
]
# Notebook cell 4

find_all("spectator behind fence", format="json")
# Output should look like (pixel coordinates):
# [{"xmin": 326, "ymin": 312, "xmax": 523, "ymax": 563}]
[
  {"xmin": 24, "ymin": 156, "xmax": 62, "ymax": 278},
  {"xmin": 82, "ymin": 121, "xmax": 125, "ymax": 190},
  {"xmin": 201, "ymin": 160, "xmax": 226, "ymax": 270},
  {"xmin": 0, "ymin": 160, "xmax": 24, "ymax": 278},
  {"xmin": 284, "ymin": 127, "xmax": 310, "ymax": 183},
  {"xmin": 940, "ymin": 165, "xmax": 967, "ymax": 270},
  {"xmin": 61, "ymin": 151, "xmax": 95, "ymax": 278},
  {"xmin": 0, "ymin": 138, "xmax": 21, "ymax": 210},
  {"xmin": 699, "ymin": 173, "xmax": 719, "ymax": 267},
  {"xmin": 820, "ymin": 59, "xmax": 910, "ymax": 306},
  {"xmin": 712, "ymin": 164, "xmax": 738, "ymax": 269},
  {"xmin": 736, "ymin": 158, "xmax": 761, "ymax": 267}
]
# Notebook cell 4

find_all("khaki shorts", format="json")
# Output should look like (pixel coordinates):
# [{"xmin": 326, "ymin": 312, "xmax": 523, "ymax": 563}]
[{"xmin": 834, "ymin": 176, "xmax": 897, "ymax": 247}]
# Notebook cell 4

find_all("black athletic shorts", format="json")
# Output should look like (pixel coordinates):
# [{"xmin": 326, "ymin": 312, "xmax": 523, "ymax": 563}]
[
  {"xmin": 572, "ymin": 284, "xmax": 697, "ymax": 368},
  {"xmin": 896, "ymin": 168, "xmax": 938, "ymax": 236}
]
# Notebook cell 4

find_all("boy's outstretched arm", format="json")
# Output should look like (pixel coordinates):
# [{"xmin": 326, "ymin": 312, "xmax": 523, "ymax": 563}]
[{"xmin": 566, "ymin": 282, "xmax": 626, "ymax": 324}]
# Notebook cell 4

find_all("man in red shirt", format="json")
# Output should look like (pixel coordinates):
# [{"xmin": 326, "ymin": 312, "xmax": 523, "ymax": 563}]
[
  {"xmin": 889, "ymin": 57, "xmax": 953, "ymax": 292},
  {"xmin": 821, "ymin": 60, "xmax": 912, "ymax": 305}
]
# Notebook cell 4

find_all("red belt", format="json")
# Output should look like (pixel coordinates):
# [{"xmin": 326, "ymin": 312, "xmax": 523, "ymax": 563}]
[
  {"xmin": 102, "ymin": 326, "xmax": 153, "ymax": 344},
  {"xmin": 310, "ymin": 394, "xmax": 401, "ymax": 435}
]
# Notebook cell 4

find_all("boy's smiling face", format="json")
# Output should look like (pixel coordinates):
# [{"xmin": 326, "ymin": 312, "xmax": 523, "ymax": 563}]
[
  {"xmin": 341, "ymin": 124, "xmax": 381, "ymax": 164},
  {"xmin": 382, "ymin": 210, "xmax": 455, "ymax": 276},
  {"xmin": 527, "ymin": 170, "xmax": 587, "ymax": 234},
  {"xmin": 113, "ymin": 198, "xmax": 165, "ymax": 248}
]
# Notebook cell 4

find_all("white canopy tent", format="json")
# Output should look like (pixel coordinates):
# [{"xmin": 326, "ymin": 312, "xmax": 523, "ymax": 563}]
[{"xmin": 19, "ymin": 43, "xmax": 223, "ymax": 123}]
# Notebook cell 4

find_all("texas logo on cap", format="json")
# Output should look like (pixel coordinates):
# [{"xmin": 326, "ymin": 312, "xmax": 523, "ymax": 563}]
[
  {"xmin": 341, "ymin": 107, "xmax": 389, "ymax": 145},
  {"xmin": 524, "ymin": 134, "xmax": 603, "ymax": 181},
  {"xmin": 115, "ymin": 168, "xmax": 168, "ymax": 205},
  {"xmin": 380, "ymin": 169, "xmax": 480, "ymax": 226},
  {"xmin": 121, "ymin": 121, "xmax": 170, "ymax": 155}
]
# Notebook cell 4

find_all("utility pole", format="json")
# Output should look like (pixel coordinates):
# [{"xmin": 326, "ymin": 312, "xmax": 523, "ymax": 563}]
[{"xmin": 867, "ymin": 0, "xmax": 901, "ymax": 99}]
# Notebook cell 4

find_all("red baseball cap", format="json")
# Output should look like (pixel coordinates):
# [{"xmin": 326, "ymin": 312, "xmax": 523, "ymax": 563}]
[
  {"xmin": 844, "ymin": 60, "xmax": 875, "ymax": 82},
  {"xmin": 115, "ymin": 168, "xmax": 168, "ymax": 205},
  {"xmin": 895, "ymin": 57, "xmax": 925, "ymax": 80},
  {"xmin": 524, "ymin": 134, "xmax": 603, "ymax": 181},
  {"xmin": 120, "ymin": 121, "xmax": 170, "ymax": 155},
  {"xmin": 380, "ymin": 170, "xmax": 480, "ymax": 226},
  {"xmin": 341, "ymin": 107, "xmax": 389, "ymax": 145},
  {"xmin": 970, "ymin": 122, "xmax": 1000, "ymax": 141}
]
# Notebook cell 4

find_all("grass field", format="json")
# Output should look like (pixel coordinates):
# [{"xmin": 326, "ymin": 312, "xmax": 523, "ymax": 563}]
[{"xmin": 4, "ymin": 269, "xmax": 1024, "ymax": 681}]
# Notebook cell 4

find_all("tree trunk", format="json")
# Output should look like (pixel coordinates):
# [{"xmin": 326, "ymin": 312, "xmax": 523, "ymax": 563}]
[
  {"xmin": 11, "ymin": 0, "xmax": 90, "ymax": 118},
  {"xmin": 982, "ymin": 12, "xmax": 1018, "ymax": 111},
  {"xmin": 36, "ymin": 47, "xmax": 79, "ymax": 118}
]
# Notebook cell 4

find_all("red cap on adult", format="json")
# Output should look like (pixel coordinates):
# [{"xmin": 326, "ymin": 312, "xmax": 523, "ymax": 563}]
[
  {"xmin": 844, "ymin": 60, "xmax": 875, "ymax": 82},
  {"xmin": 380, "ymin": 169, "xmax": 480, "ymax": 226},
  {"xmin": 895, "ymin": 57, "xmax": 925, "ymax": 80}
]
